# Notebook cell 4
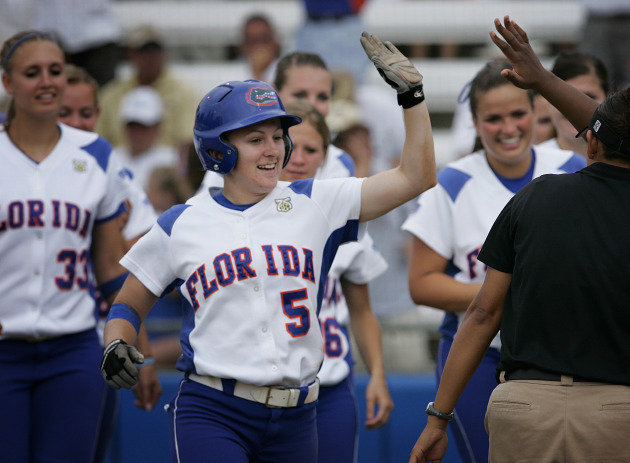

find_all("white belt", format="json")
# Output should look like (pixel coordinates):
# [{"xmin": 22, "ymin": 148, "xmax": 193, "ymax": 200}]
[{"xmin": 188, "ymin": 373, "xmax": 319, "ymax": 408}]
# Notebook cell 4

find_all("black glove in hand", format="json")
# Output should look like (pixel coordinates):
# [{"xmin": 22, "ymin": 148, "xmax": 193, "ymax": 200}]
[
  {"xmin": 101, "ymin": 339, "xmax": 144, "ymax": 389},
  {"xmin": 360, "ymin": 32, "xmax": 423, "ymax": 93}
]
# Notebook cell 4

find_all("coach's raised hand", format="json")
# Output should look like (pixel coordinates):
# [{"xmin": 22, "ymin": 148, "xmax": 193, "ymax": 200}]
[
  {"xmin": 490, "ymin": 15, "xmax": 597, "ymax": 135},
  {"xmin": 489, "ymin": 16, "xmax": 549, "ymax": 91}
]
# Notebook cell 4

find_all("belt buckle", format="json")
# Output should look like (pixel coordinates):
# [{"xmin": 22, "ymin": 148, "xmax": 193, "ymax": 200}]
[{"xmin": 264, "ymin": 386, "xmax": 287, "ymax": 408}]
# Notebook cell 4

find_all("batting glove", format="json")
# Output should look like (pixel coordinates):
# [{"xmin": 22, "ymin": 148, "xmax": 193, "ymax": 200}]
[
  {"xmin": 360, "ymin": 32, "xmax": 425, "ymax": 108},
  {"xmin": 101, "ymin": 339, "xmax": 145, "ymax": 390}
]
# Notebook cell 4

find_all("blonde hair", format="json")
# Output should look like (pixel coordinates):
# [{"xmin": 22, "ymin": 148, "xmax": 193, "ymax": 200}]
[
  {"xmin": 1, "ymin": 30, "xmax": 63, "ymax": 128},
  {"xmin": 65, "ymin": 64, "xmax": 100, "ymax": 107}
]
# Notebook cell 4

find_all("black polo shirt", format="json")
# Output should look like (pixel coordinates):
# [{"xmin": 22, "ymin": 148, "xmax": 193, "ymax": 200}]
[{"xmin": 478, "ymin": 162, "xmax": 630, "ymax": 386}]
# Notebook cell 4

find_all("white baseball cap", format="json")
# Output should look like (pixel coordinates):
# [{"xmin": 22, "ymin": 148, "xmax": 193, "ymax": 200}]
[{"xmin": 119, "ymin": 86, "xmax": 164, "ymax": 126}]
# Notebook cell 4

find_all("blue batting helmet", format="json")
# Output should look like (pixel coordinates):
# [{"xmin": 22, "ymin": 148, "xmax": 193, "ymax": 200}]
[{"xmin": 193, "ymin": 80, "xmax": 302, "ymax": 174}]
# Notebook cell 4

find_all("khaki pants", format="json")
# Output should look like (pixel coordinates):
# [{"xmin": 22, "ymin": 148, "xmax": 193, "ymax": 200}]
[{"xmin": 485, "ymin": 373, "xmax": 630, "ymax": 463}]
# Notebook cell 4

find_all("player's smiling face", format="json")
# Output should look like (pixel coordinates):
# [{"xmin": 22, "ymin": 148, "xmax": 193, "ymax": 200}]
[
  {"xmin": 277, "ymin": 65, "xmax": 332, "ymax": 117},
  {"xmin": 58, "ymin": 82, "xmax": 100, "ymax": 131},
  {"xmin": 473, "ymin": 84, "xmax": 534, "ymax": 177},
  {"xmin": 222, "ymin": 118, "xmax": 285, "ymax": 204},
  {"xmin": 280, "ymin": 120, "xmax": 326, "ymax": 182},
  {"xmin": 2, "ymin": 40, "xmax": 66, "ymax": 120}
]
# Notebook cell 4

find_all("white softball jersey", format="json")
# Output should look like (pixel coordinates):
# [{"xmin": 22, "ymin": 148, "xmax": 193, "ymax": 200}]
[
  {"xmin": 121, "ymin": 176, "xmax": 365, "ymax": 387},
  {"xmin": 317, "ymin": 232, "xmax": 388, "ymax": 386},
  {"xmin": 402, "ymin": 146, "xmax": 586, "ymax": 350},
  {"xmin": 0, "ymin": 123, "xmax": 129, "ymax": 338}
]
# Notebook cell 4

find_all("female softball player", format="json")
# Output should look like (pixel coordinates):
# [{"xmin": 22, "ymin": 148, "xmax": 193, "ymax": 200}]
[
  {"xmin": 402, "ymin": 59, "xmax": 587, "ymax": 463},
  {"xmin": 197, "ymin": 52, "xmax": 395, "ymax": 462},
  {"xmin": 273, "ymin": 51, "xmax": 356, "ymax": 179},
  {"xmin": 281, "ymin": 100, "xmax": 393, "ymax": 463},
  {"xmin": 0, "ymin": 31, "xmax": 131, "ymax": 462},
  {"xmin": 101, "ymin": 32, "xmax": 434, "ymax": 463}
]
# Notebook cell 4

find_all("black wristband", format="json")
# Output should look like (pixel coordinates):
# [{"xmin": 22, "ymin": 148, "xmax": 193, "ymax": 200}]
[{"xmin": 397, "ymin": 84, "xmax": 425, "ymax": 108}]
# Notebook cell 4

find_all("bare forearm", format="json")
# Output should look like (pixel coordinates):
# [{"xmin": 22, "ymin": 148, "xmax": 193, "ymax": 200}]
[
  {"xmin": 135, "ymin": 325, "xmax": 153, "ymax": 357},
  {"xmin": 104, "ymin": 273, "xmax": 158, "ymax": 346},
  {"xmin": 430, "ymin": 267, "xmax": 510, "ymax": 414},
  {"xmin": 398, "ymin": 103, "xmax": 438, "ymax": 200},
  {"xmin": 433, "ymin": 302, "xmax": 501, "ymax": 414},
  {"xmin": 341, "ymin": 280, "xmax": 387, "ymax": 377},
  {"xmin": 104, "ymin": 318, "xmax": 139, "ymax": 346},
  {"xmin": 360, "ymin": 104, "xmax": 437, "ymax": 222},
  {"xmin": 409, "ymin": 273, "xmax": 482, "ymax": 312},
  {"xmin": 350, "ymin": 309, "xmax": 386, "ymax": 378},
  {"xmin": 531, "ymin": 72, "xmax": 598, "ymax": 133}
]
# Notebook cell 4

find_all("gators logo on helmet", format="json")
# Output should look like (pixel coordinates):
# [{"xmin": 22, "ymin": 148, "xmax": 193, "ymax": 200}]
[{"xmin": 247, "ymin": 87, "xmax": 278, "ymax": 106}]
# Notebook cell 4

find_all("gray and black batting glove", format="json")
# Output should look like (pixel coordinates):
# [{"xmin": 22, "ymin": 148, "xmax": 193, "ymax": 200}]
[
  {"xmin": 101, "ymin": 339, "xmax": 144, "ymax": 389},
  {"xmin": 360, "ymin": 32, "xmax": 425, "ymax": 108}
]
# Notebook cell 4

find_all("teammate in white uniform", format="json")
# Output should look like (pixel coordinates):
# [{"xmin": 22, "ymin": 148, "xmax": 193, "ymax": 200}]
[
  {"xmin": 403, "ymin": 59, "xmax": 586, "ymax": 463},
  {"xmin": 101, "ymin": 33, "xmax": 436, "ymax": 463},
  {"xmin": 58, "ymin": 63, "xmax": 162, "ymax": 463},
  {"xmin": 281, "ymin": 100, "xmax": 393, "ymax": 463},
  {"xmin": 0, "ymin": 31, "xmax": 130, "ymax": 463}
]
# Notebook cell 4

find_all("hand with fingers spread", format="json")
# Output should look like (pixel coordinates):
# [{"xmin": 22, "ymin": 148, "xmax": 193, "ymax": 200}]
[
  {"xmin": 490, "ymin": 15, "xmax": 598, "ymax": 134},
  {"xmin": 360, "ymin": 32, "xmax": 425, "ymax": 108},
  {"xmin": 489, "ymin": 15, "xmax": 550, "ymax": 91}
]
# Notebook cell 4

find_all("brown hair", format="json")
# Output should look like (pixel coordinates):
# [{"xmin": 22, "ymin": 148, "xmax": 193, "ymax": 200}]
[
  {"xmin": 149, "ymin": 166, "xmax": 194, "ymax": 205},
  {"xmin": 273, "ymin": 52, "xmax": 328, "ymax": 92},
  {"xmin": 469, "ymin": 59, "xmax": 534, "ymax": 117},
  {"xmin": 283, "ymin": 100, "xmax": 331, "ymax": 151}
]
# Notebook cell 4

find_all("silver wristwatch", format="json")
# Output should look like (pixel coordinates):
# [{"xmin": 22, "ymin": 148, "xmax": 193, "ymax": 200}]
[{"xmin": 425, "ymin": 401, "xmax": 454, "ymax": 421}]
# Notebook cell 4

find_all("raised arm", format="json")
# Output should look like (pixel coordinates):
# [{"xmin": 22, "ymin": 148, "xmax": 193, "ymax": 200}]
[
  {"xmin": 490, "ymin": 16, "xmax": 598, "ymax": 132},
  {"xmin": 359, "ymin": 33, "xmax": 437, "ymax": 222}
]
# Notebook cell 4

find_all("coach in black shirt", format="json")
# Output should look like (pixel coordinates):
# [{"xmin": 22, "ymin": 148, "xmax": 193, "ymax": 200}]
[{"xmin": 408, "ymin": 16, "xmax": 630, "ymax": 463}]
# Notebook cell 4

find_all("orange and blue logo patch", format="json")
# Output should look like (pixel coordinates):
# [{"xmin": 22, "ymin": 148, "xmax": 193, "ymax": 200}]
[{"xmin": 247, "ymin": 87, "xmax": 278, "ymax": 106}]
